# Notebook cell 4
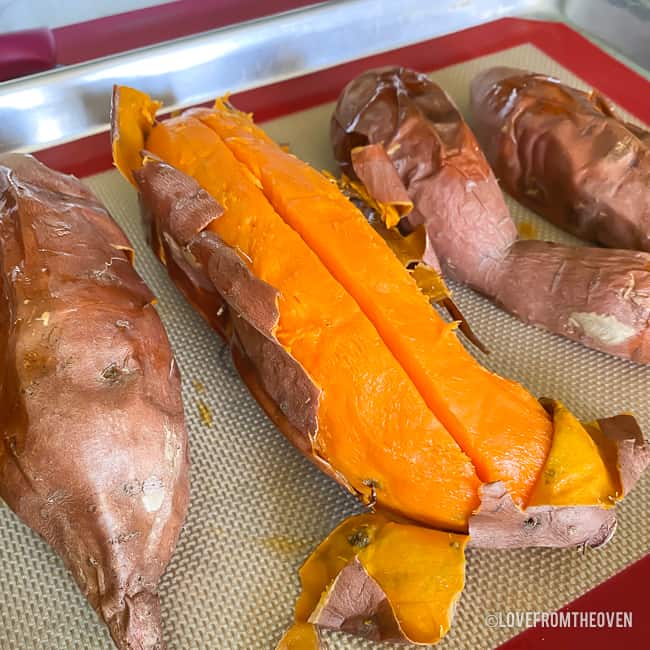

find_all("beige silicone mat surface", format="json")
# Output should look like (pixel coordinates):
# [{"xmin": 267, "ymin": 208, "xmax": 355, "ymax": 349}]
[{"xmin": 1, "ymin": 43, "xmax": 649, "ymax": 650}]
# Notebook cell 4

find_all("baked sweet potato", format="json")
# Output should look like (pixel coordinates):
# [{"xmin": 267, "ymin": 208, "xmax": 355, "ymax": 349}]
[
  {"xmin": 331, "ymin": 66, "xmax": 650, "ymax": 364},
  {"xmin": 117, "ymin": 93, "xmax": 483, "ymax": 534},
  {"xmin": 470, "ymin": 67, "xmax": 650, "ymax": 251},
  {"xmin": 176, "ymin": 97, "xmax": 555, "ymax": 509},
  {"xmin": 113, "ymin": 84, "xmax": 648, "ymax": 542},
  {"xmin": 0, "ymin": 154, "xmax": 189, "ymax": 649},
  {"xmin": 111, "ymin": 85, "xmax": 649, "ymax": 645}
]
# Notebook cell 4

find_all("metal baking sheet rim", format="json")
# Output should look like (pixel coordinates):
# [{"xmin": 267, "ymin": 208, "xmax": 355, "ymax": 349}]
[{"xmin": 1, "ymin": 0, "xmax": 650, "ymax": 156}]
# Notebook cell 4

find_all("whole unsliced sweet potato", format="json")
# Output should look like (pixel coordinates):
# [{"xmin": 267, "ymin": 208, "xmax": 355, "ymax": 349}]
[
  {"xmin": 0, "ymin": 154, "xmax": 189, "ymax": 649},
  {"xmin": 331, "ymin": 66, "xmax": 650, "ymax": 364},
  {"xmin": 470, "ymin": 66, "xmax": 650, "ymax": 251},
  {"xmin": 112, "ymin": 85, "xmax": 648, "ymax": 645}
]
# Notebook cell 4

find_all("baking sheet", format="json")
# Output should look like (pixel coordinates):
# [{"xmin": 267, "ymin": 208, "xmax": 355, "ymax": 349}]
[{"xmin": 1, "ymin": 43, "xmax": 649, "ymax": 650}]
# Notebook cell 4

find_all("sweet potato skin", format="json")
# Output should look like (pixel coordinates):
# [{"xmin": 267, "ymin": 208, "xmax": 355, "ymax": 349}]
[
  {"xmin": 0, "ymin": 154, "xmax": 189, "ymax": 650},
  {"xmin": 332, "ymin": 66, "xmax": 516, "ymax": 291},
  {"xmin": 470, "ymin": 67, "xmax": 650, "ymax": 252},
  {"xmin": 331, "ymin": 67, "xmax": 650, "ymax": 364},
  {"xmin": 135, "ymin": 159, "xmax": 324, "ymax": 457},
  {"xmin": 487, "ymin": 241, "xmax": 650, "ymax": 363}
]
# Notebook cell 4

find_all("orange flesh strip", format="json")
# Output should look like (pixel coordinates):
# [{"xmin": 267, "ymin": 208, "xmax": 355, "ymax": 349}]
[
  {"xmin": 191, "ymin": 102, "xmax": 553, "ymax": 505},
  {"xmin": 145, "ymin": 114, "xmax": 480, "ymax": 530},
  {"xmin": 276, "ymin": 622, "xmax": 321, "ymax": 650},
  {"xmin": 528, "ymin": 401, "xmax": 618, "ymax": 507},
  {"xmin": 110, "ymin": 85, "xmax": 161, "ymax": 185}
]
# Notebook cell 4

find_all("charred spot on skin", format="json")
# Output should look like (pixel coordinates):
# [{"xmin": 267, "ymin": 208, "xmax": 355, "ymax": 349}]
[
  {"xmin": 108, "ymin": 531, "xmax": 141, "ymax": 545},
  {"xmin": 101, "ymin": 364, "xmax": 120, "ymax": 383},
  {"xmin": 101, "ymin": 362, "xmax": 135, "ymax": 385},
  {"xmin": 123, "ymin": 480, "xmax": 141, "ymax": 497},
  {"xmin": 523, "ymin": 516, "xmax": 541, "ymax": 531}
]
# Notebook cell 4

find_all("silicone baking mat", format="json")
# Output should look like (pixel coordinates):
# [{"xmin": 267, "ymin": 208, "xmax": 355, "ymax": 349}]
[{"xmin": 1, "ymin": 25, "xmax": 649, "ymax": 650}]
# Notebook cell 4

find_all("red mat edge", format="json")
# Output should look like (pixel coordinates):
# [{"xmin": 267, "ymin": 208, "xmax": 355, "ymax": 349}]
[
  {"xmin": 497, "ymin": 553, "xmax": 650, "ymax": 649},
  {"xmin": 32, "ymin": 15, "xmax": 650, "ymax": 648}
]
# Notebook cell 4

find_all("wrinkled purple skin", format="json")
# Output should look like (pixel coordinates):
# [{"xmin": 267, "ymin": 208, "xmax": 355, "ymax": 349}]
[
  {"xmin": 331, "ymin": 67, "xmax": 650, "ymax": 364},
  {"xmin": 0, "ymin": 154, "xmax": 189, "ymax": 650},
  {"xmin": 470, "ymin": 66, "xmax": 650, "ymax": 252}
]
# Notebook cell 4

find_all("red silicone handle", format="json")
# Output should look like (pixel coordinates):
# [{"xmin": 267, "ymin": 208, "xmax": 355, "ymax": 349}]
[{"xmin": 0, "ymin": 29, "xmax": 57, "ymax": 82}]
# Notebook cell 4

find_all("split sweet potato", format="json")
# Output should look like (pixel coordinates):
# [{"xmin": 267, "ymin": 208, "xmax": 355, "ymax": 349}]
[
  {"xmin": 0, "ymin": 154, "xmax": 189, "ymax": 649},
  {"xmin": 111, "ymin": 85, "xmax": 649, "ymax": 645},
  {"xmin": 470, "ymin": 67, "xmax": 650, "ymax": 251},
  {"xmin": 112, "ymin": 87, "xmax": 556, "ymax": 528},
  {"xmin": 113, "ymin": 84, "xmax": 647, "ymax": 543},
  {"xmin": 183, "ymin": 97, "xmax": 554, "ymax": 508},
  {"xmin": 114, "ymin": 90, "xmax": 482, "ymax": 533},
  {"xmin": 331, "ymin": 67, "xmax": 650, "ymax": 364}
]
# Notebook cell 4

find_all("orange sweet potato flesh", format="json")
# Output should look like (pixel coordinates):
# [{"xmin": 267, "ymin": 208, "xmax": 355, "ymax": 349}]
[
  {"xmin": 293, "ymin": 513, "xmax": 468, "ymax": 645},
  {"xmin": 276, "ymin": 622, "xmax": 324, "ymax": 650},
  {"xmin": 127, "ymin": 101, "xmax": 482, "ymax": 531},
  {"xmin": 188, "ymin": 102, "xmax": 553, "ymax": 505},
  {"xmin": 112, "ymin": 87, "xmax": 650, "ymax": 567}
]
